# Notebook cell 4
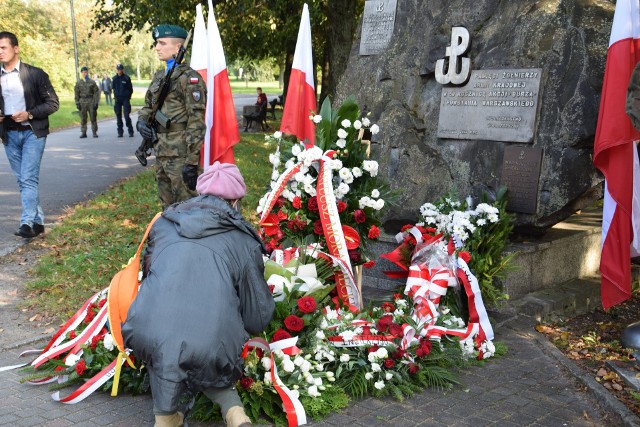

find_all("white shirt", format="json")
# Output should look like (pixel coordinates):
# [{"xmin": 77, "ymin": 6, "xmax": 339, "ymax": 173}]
[{"xmin": 0, "ymin": 60, "xmax": 27, "ymax": 116}]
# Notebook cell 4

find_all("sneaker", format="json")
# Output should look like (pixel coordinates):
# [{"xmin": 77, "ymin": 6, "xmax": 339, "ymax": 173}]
[
  {"xmin": 33, "ymin": 223, "xmax": 45, "ymax": 236},
  {"xmin": 15, "ymin": 224, "xmax": 36, "ymax": 238}
]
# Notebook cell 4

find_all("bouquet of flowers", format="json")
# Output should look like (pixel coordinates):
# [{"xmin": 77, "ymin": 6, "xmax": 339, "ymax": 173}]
[{"xmin": 256, "ymin": 96, "xmax": 394, "ymax": 268}]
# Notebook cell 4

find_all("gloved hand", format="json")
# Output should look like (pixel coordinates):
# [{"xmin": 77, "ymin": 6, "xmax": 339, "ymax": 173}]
[
  {"xmin": 136, "ymin": 120, "xmax": 154, "ymax": 139},
  {"xmin": 182, "ymin": 164, "xmax": 198, "ymax": 191}
]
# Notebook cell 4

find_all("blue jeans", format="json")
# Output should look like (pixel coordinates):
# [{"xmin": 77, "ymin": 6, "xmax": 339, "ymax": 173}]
[{"xmin": 4, "ymin": 129, "xmax": 46, "ymax": 227}]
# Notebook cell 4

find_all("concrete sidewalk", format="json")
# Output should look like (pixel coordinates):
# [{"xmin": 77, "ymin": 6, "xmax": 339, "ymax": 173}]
[{"xmin": 1, "ymin": 312, "xmax": 636, "ymax": 426}]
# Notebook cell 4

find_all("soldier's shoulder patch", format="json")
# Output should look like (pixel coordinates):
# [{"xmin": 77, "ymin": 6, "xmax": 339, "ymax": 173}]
[
  {"xmin": 189, "ymin": 77, "xmax": 199, "ymax": 84},
  {"xmin": 192, "ymin": 90, "xmax": 201, "ymax": 102}
]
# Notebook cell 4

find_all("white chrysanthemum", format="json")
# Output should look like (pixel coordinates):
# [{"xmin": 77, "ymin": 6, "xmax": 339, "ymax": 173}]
[
  {"xmin": 313, "ymin": 115, "xmax": 323, "ymax": 123},
  {"xmin": 362, "ymin": 117, "xmax": 371, "ymax": 127},
  {"xmin": 476, "ymin": 218, "xmax": 487, "ymax": 226},
  {"xmin": 341, "ymin": 119, "xmax": 351, "ymax": 128},
  {"xmin": 370, "ymin": 124, "xmax": 380, "ymax": 134},
  {"xmin": 273, "ymin": 131, "xmax": 283, "ymax": 138},
  {"xmin": 396, "ymin": 299, "xmax": 407, "ymax": 307},
  {"xmin": 339, "ymin": 354, "xmax": 350, "ymax": 362},
  {"xmin": 371, "ymin": 189, "xmax": 380, "ymax": 198},
  {"xmin": 336, "ymin": 138, "xmax": 347, "ymax": 148},
  {"xmin": 354, "ymin": 119, "xmax": 362, "ymax": 130},
  {"xmin": 285, "ymin": 159, "xmax": 296, "ymax": 170},
  {"xmin": 374, "ymin": 380, "xmax": 385, "ymax": 390},
  {"xmin": 325, "ymin": 308, "xmax": 339, "ymax": 321},
  {"xmin": 364, "ymin": 372, "xmax": 374, "ymax": 380},
  {"xmin": 270, "ymin": 180, "xmax": 278, "ymax": 190},
  {"xmin": 294, "ymin": 171, "xmax": 306, "ymax": 182},
  {"xmin": 103, "ymin": 333, "xmax": 115, "ymax": 351},
  {"xmin": 303, "ymin": 174, "xmax": 315, "ymax": 186},
  {"xmin": 308, "ymin": 385, "xmax": 321, "ymax": 397},
  {"xmin": 488, "ymin": 213, "xmax": 499, "ymax": 223},
  {"xmin": 337, "ymin": 128, "xmax": 348, "ymax": 139}
]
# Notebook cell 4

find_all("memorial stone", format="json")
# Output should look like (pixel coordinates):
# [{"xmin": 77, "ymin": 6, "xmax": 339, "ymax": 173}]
[
  {"xmin": 359, "ymin": 0, "xmax": 398, "ymax": 56},
  {"xmin": 336, "ymin": 0, "xmax": 611, "ymax": 232}
]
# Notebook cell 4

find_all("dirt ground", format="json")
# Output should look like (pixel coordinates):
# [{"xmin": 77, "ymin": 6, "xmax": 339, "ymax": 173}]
[{"xmin": 537, "ymin": 294, "xmax": 640, "ymax": 417}]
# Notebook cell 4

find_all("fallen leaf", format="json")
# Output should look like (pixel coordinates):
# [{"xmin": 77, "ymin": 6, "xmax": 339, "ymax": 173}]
[
  {"xmin": 43, "ymin": 327, "xmax": 55, "ymax": 334},
  {"xmin": 583, "ymin": 410, "xmax": 590, "ymax": 420},
  {"xmin": 613, "ymin": 383, "xmax": 624, "ymax": 391},
  {"xmin": 7, "ymin": 289, "xmax": 17, "ymax": 296},
  {"xmin": 596, "ymin": 368, "xmax": 608, "ymax": 377},
  {"xmin": 29, "ymin": 314, "xmax": 38, "ymax": 322}
]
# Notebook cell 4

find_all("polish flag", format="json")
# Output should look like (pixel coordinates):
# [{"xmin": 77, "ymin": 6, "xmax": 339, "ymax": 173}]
[
  {"xmin": 190, "ymin": 1, "xmax": 239, "ymax": 167},
  {"xmin": 280, "ymin": 3, "xmax": 317, "ymax": 147},
  {"xmin": 593, "ymin": 0, "xmax": 640, "ymax": 309}
]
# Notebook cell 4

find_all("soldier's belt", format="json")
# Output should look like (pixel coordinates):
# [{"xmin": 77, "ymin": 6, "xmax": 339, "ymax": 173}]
[{"xmin": 156, "ymin": 122, "xmax": 188, "ymax": 133}]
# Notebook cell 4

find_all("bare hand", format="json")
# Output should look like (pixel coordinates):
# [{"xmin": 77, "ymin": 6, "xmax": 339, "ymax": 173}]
[{"xmin": 12, "ymin": 111, "xmax": 30, "ymax": 123}]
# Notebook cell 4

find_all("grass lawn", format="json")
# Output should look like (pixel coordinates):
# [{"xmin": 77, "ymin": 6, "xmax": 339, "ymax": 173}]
[
  {"xmin": 49, "ymin": 92, "xmax": 146, "ymax": 130},
  {"xmin": 25, "ymin": 130, "xmax": 274, "ymax": 317},
  {"xmin": 132, "ymin": 79, "xmax": 282, "ymax": 96}
]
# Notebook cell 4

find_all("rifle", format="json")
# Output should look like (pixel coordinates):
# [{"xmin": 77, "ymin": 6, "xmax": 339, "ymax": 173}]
[{"xmin": 135, "ymin": 30, "xmax": 193, "ymax": 166}]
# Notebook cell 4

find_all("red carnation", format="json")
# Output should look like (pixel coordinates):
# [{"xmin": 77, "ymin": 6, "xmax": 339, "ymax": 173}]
[
  {"xmin": 272, "ymin": 328, "xmax": 292, "ymax": 342},
  {"xmin": 275, "ymin": 197, "xmax": 287, "ymax": 208},
  {"xmin": 240, "ymin": 376, "xmax": 254, "ymax": 390},
  {"xmin": 90, "ymin": 334, "xmax": 101, "ymax": 349},
  {"xmin": 313, "ymin": 220, "xmax": 324, "ymax": 235},
  {"xmin": 391, "ymin": 349, "xmax": 406, "ymax": 360},
  {"xmin": 393, "ymin": 293, "xmax": 403, "ymax": 300},
  {"xmin": 401, "ymin": 224, "xmax": 413, "ymax": 232},
  {"xmin": 75, "ymin": 359, "xmax": 87, "ymax": 376},
  {"xmin": 284, "ymin": 315, "xmax": 305, "ymax": 332},
  {"xmin": 368, "ymin": 345, "xmax": 379, "ymax": 353},
  {"xmin": 389, "ymin": 323, "xmax": 404, "ymax": 337},
  {"xmin": 98, "ymin": 298, "xmax": 107, "ymax": 308},
  {"xmin": 287, "ymin": 216, "xmax": 306, "ymax": 232},
  {"xmin": 408, "ymin": 363, "xmax": 420, "ymax": 375},
  {"xmin": 69, "ymin": 330, "xmax": 77, "ymax": 339},
  {"xmin": 353, "ymin": 209, "xmax": 366, "ymax": 224},
  {"xmin": 368, "ymin": 225, "xmax": 380, "ymax": 239},
  {"xmin": 376, "ymin": 315, "xmax": 393, "ymax": 332},
  {"xmin": 363, "ymin": 260, "xmax": 375, "ymax": 269},
  {"xmin": 383, "ymin": 358, "xmax": 396, "ymax": 369},
  {"xmin": 337, "ymin": 201, "xmax": 347, "ymax": 212},
  {"xmin": 459, "ymin": 251, "xmax": 471, "ymax": 263},
  {"xmin": 381, "ymin": 302, "xmax": 395, "ymax": 313},
  {"xmin": 307, "ymin": 196, "xmax": 319, "ymax": 212},
  {"xmin": 297, "ymin": 296, "xmax": 317, "ymax": 313},
  {"xmin": 292, "ymin": 196, "xmax": 302, "ymax": 209},
  {"xmin": 84, "ymin": 309, "xmax": 95, "ymax": 324}
]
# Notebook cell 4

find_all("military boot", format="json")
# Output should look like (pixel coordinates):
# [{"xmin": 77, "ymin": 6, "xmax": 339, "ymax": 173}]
[{"xmin": 80, "ymin": 133, "xmax": 87, "ymax": 138}]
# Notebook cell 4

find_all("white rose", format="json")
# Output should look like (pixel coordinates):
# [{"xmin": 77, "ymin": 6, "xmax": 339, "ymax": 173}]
[
  {"xmin": 371, "ymin": 189, "xmax": 380, "ymax": 198},
  {"xmin": 313, "ymin": 115, "xmax": 323, "ymax": 123},
  {"xmin": 337, "ymin": 128, "xmax": 348, "ymax": 139},
  {"xmin": 371, "ymin": 362, "xmax": 381, "ymax": 372},
  {"xmin": 341, "ymin": 119, "xmax": 351, "ymax": 128},
  {"xmin": 307, "ymin": 385, "xmax": 320, "ymax": 397},
  {"xmin": 374, "ymin": 380, "xmax": 385, "ymax": 390},
  {"xmin": 353, "ymin": 120, "xmax": 362, "ymax": 130},
  {"xmin": 364, "ymin": 372, "xmax": 374, "ymax": 380},
  {"xmin": 336, "ymin": 138, "xmax": 347, "ymax": 148},
  {"xmin": 385, "ymin": 372, "xmax": 393, "ymax": 380},
  {"xmin": 367, "ymin": 352, "xmax": 377, "ymax": 363},
  {"xmin": 282, "ymin": 359, "xmax": 295, "ymax": 373},
  {"xmin": 273, "ymin": 131, "xmax": 283, "ymax": 138},
  {"xmin": 294, "ymin": 356, "xmax": 305, "ymax": 367},
  {"xmin": 337, "ymin": 182, "xmax": 350, "ymax": 195},
  {"xmin": 300, "ymin": 361, "xmax": 311, "ymax": 373},
  {"xmin": 314, "ymin": 377, "xmax": 323, "ymax": 386},
  {"xmin": 339, "ymin": 167, "xmax": 352, "ymax": 181},
  {"xmin": 352, "ymin": 167, "xmax": 363, "ymax": 178},
  {"xmin": 339, "ymin": 354, "xmax": 350, "ymax": 363},
  {"xmin": 370, "ymin": 124, "xmax": 380, "ymax": 134},
  {"xmin": 263, "ymin": 373, "xmax": 272, "ymax": 385},
  {"xmin": 375, "ymin": 348, "xmax": 388, "ymax": 359}
]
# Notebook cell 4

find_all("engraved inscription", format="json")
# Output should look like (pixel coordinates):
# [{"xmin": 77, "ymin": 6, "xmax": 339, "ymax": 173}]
[
  {"xmin": 499, "ymin": 146, "xmax": 543, "ymax": 214},
  {"xmin": 359, "ymin": 0, "xmax": 398, "ymax": 56},
  {"xmin": 437, "ymin": 68, "xmax": 543, "ymax": 143}
]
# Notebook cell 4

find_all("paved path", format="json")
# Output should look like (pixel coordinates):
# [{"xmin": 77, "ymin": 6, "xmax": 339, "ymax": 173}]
[{"xmin": 0, "ymin": 314, "xmax": 636, "ymax": 426}]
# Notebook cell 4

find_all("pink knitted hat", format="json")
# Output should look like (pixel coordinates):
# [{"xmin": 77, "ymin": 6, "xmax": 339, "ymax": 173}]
[{"xmin": 196, "ymin": 161, "xmax": 247, "ymax": 199}]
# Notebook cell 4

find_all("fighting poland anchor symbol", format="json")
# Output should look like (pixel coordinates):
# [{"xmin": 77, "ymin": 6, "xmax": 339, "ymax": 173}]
[{"xmin": 435, "ymin": 27, "xmax": 471, "ymax": 85}]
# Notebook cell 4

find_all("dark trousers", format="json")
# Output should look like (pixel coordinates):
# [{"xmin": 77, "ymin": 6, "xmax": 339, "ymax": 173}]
[
  {"xmin": 104, "ymin": 91, "xmax": 112, "ymax": 105},
  {"xmin": 114, "ymin": 98, "xmax": 133, "ymax": 136}
]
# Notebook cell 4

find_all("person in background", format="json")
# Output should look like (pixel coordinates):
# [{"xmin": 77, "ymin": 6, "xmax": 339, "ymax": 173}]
[
  {"xmin": 113, "ymin": 63, "xmax": 134, "ymax": 138},
  {"xmin": 0, "ymin": 31, "xmax": 59, "ymax": 238},
  {"xmin": 101, "ymin": 74, "xmax": 113, "ymax": 106},
  {"xmin": 122, "ymin": 162, "xmax": 274, "ymax": 427},
  {"xmin": 74, "ymin": 66, "xmax": 99, "ymax": 138},
  {"xmin": 136, "ymin": 25, "xmax": 207, "ymax": 208},
  {"xmin": 255, "ymin": 87, "xmax": 267, "ymax": 110}
]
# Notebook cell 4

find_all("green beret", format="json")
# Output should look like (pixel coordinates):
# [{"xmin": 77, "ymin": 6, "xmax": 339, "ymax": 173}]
[
  {"xmin": 152, "ymin": 25, "xmax": 188, "ymax": 41},
  {"xmin": 80, "ymin": 66, "xmax": 88, "ymax": 72}
]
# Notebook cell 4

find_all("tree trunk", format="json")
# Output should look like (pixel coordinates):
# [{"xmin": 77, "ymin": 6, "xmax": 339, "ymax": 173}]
[{"xmin": 324, "ymin": 0, "xmax": 359, "ymax": 104}]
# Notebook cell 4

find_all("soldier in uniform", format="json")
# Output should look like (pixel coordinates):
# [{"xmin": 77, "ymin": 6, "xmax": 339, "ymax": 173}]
[
  {"xmin": 136, "ymin": 25, "xmax": 207, "ymax": 208},
  {"xmin": 74, "ymin": 66, "xmax": 100, "ymax": 138}
]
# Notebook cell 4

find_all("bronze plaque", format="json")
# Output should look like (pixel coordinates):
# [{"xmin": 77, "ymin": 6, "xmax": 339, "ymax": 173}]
[
  {"xmin": 500, "ymin": 146, "xmax": 543, "ymax": 214},
  {"xmin": 437, "ymin": 69, "xmax": 543, "ymax": 142},
  {"xmin": 359, "ymin": 0, "xmax": 398, "ymax": 56}
]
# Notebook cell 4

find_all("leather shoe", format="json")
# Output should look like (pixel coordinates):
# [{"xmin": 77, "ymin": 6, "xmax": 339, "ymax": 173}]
[
  {"xmin": 33, "ymin": 223, "xmax": 45, "ymax": 236},
  {"xmin": 15, "ymin": 224, "xmax": 36, "ymax": 238}
]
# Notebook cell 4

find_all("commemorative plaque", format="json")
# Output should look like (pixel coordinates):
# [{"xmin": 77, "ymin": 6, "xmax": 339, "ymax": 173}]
[
  {"xmin": 500, "ymin": 146, "xmax": 543, "ymax": 214},
  {"xmin": 437, "ymin": 68, "xmax": 543, "ymax": 143},
  {"xmin": 359, "ymin": 0, "xmax": 398, "ymax": 56}
]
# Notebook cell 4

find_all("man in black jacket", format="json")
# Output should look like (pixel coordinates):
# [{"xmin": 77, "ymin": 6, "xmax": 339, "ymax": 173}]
[
  {"xmin": 0, "ymin": 31, "xmax": 59, "ymax": 238},
  {"xmin": 112, "ymin": 63, "xmax": 134, "ymax": 138}
]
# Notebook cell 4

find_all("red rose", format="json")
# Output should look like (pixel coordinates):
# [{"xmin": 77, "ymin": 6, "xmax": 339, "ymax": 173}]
[
  {"xmin": 297, "ymin": 296, "xmax": 317, "ymax": 313},
  {"xmin": 98, "ymin": 298, "xmax": 107, "ymax": 308},
  {"xmin": 389, "ymin": 323, "xmax": 404, "ymax": 337},
  {"xmin": 284, "ymin": 315, "xmax": 305, "ymax": 332},
  {"xmin": 459, "ymin": 251, "xmax": 471, "ymax": 263},
  {"xmin": 69, "ymin": 330, "xmax": 77, "ymax": 339},
  {"xmin": 275, "ymin": 197, "xmax": 287, "ymax": 208},
  {"xmin": 240, "ymin": 376, "xmax": 254, "ymax": 390},
  {"xmin": 363, "ymin": 260, "xmax": 375, "ymax": 269},
  {"xmin": 75, "ymin": 359, "xmax": 87, "ymax": 376},
  {"xmin": 376, "ymin": 315, "xmax": 393, "ymax": 332},
  {"xmin": 271, "ymin": 328, "xmax": 292, "ymax": 342},
  {"xmin": 292, "ymin": 196, "xmax": 302, "ymax": 209},
  {"xmin": 368, "ymin": 345, "xmax": 379, "ymax": 353},
  {"xmin": 287, "ymin": 217, "xmax": 306, "ymax": 232},
  {"xmin": 391, "ymin": 349, "xmax": 406, "ymax": 360},
  {"xmin": 381, "ymin": 302, "xmax": 395, "ymax": 313},
  {"xmin": 368, "ymin": 225, "xmax": 380, "ymax": 239},
  {"xmin": 348, "ymin": 249, "xmax": 362, "ymax": 263},
  {"xmin": 90, "ymin": 334, "xmax": 101, "ymax": 349},
  {"xmin": 84, "ymin": 309, "xmax": 95, "ymax": 324},
  {"xmin": 307, "ymin": 196, "xmax": 319, "ymax": 212},
  {"xmin": 337, "ymin": 201, "xmax": 347, "ymax": 212},
  {"xmin": 383, "ymin": 358, "xmax": 396, "ymax": 369},
  {"xmin": 313, "ymin": 220, "xmax": 324, "ymax": 235},
  {"xmin": 393, "ymin": 293, "xmax": 403, "ymax": 300},
  {"xmin": 353, "ymin": 209, "xmax": 366, "ymax": 224},
  {"xmin": 408, "ymin": 363, "xmax": 420, "ymax": 375}
]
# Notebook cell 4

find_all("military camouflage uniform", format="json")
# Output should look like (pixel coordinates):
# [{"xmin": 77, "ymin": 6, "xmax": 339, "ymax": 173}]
[
  {"xmin": 139, "ymin": 63, "xmax": 207, "ymax": 207},
  {"xmin": 627, "ymin": 62, "xmax": 640, "ymax": 130},
  {"xmin": 74, "ymin": 78, "xmax": 100, "ymax": 136}
]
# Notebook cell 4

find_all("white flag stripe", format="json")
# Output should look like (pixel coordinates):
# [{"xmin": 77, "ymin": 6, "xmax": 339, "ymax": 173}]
[
  {"xmin": 190, "ymin": 4, "xmax": 208, "ymax": 72},
  {"xmin": 609, "ymin": 0, "xmax": 640, "ymax": 46},
  {"xmin": 291, "ymin": 3, "xmax": 314, "ymax": 88}
]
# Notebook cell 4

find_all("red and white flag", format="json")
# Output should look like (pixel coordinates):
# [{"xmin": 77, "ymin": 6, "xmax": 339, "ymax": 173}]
[
  {"xmin": 190, "ymin": 0, "xmax": 239, "ymax": 167},
  {"xmin": 593, "ymin": 0, "xmax": 640, "ymax": 309},
  {"xmin": 280, "ymin": 3, "xmax": 317, "ymax": 147}
]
